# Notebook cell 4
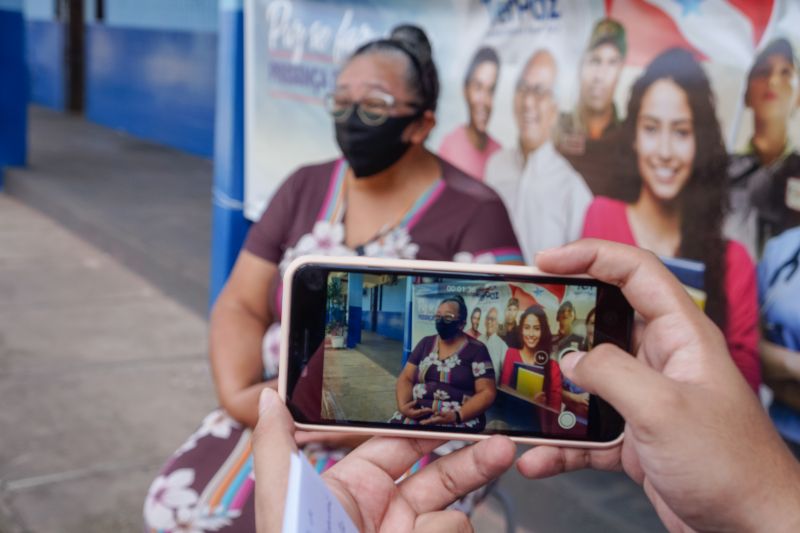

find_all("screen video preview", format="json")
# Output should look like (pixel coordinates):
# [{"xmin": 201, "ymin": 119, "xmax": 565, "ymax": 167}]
[{"xmin": 319, "ymin": 271, "xmax": 599, "ymax": 438}]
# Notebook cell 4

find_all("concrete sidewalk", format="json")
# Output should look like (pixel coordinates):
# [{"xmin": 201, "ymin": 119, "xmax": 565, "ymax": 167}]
[
  {"xmin": 0, "ymin": 195, "xmax": 216, "ymax": 531},
  {"xmin": 4, "ymin": 107, "xmax": 213, "ymax": 317}
]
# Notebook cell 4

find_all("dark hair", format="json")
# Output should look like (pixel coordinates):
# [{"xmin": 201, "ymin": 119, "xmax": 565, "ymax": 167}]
[
  {"xmin": 585, "ymin": 307, "xmax": 596, "ymax": 324},
  {"xmin": 518, "ymin": 305, "xmax": 553, "ymax": 354},
  {"xmin": 439, "ymin": 294, "xmax": 468, "ymax": 325},
  {"xmin": 471, "ymin": 307, "xmax": 482, "ymax": 316},
  {"xmin": 463, "ymin": 46, "xmax": 500, "ymax": 88},
  {"xmin": 349, "ymin": 24, "xmax": 440, "ymax": 112},
  {"xmin": 618, "ymin": 48, "xmax": 728, "ymax": 330},
  {"xmin": 507, "ymin": 297, "xmax": 519, "ymax": 307},
  {"xmin": 556, "ymin": 300, "xmax": 575, "ymax": 320}
]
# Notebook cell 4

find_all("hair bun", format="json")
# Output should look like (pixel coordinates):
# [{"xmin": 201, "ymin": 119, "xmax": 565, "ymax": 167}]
[{"xmin": 390, "ymin": 24, "xmax": 433, "ymax": 64}]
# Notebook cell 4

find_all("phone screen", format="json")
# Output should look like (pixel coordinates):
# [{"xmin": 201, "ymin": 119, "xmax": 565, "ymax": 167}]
[{"xmin": 285, "ymin": 264, "xmax": 632, "ymax": 443}]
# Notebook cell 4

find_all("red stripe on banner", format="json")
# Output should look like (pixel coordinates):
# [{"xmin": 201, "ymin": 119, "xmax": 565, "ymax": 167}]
[
  {"xmin": 728, "ymin": 0, "xmax": 774, "ymax": 46},
  {"xmin": 270, "ymin": 49, "xmax": 335, "ymax": 64},
  {"xmin": 510, "ymin": 284, "xmax": 538, "ymax": 311},
  {"xmin": 608, "ymin": 0, "xmax": 707, "ymax": 67},
  {"xmin": 267, "ymin": 90, "xmax": 324, "ymax": 106},
  {"xmin": 538, "ymin": 283, "xmax": 567, "ymax": 303}
]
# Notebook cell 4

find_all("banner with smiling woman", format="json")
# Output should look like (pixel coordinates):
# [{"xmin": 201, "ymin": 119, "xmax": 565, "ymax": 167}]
[{"xmin": 244, "ymin": 0, "xmax": 800, "ymax": 426}]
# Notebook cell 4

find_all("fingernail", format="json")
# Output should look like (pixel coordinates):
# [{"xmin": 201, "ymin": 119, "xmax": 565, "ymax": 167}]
[
  {"xmin": 560, "ymin": 351, "xmax": 586, "ymax": 375},
  {"xmin": 258, "ymin": 388, "xmax": 277, "ymax": 416}
]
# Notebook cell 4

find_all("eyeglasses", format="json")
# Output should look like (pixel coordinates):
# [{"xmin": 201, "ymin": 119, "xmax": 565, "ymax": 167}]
[
  {"xmin": 516, "ymin": 83, "xmax": 553, "ymax": 101},
  {"xmin": 434, "ymin": 314, "xmax": 460, "ymax": 324},
  {"xmin": 325, "ymin": 91, "xmax": 422, "ymax": 126}
]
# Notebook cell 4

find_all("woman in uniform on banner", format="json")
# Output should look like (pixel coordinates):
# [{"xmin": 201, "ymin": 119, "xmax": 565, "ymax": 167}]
[
  {"xmin": 726, "ymin": 37, "xmax": 800, "ymax": 259},
  {"xmin": 759, "ymin": 227, "xmax": 800, "ymax": 460},
  {"xmin": 581, "ymin": 48, "xmax": 760, "ymax": 392},
  {"xmin": 143, "ymin": 24, "xmax": 523, "ymax": 532},
  {"xmin": 438, "ymin": 46, "xmax": 502, "ymax": 180}
]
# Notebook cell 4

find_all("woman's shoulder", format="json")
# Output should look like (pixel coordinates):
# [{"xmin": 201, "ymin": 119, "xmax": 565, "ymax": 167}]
[
  {"xmin": 588, "ymin": 195, "xmax": 626, "ymax": 215},
  {"xmin": 582, "ymin": 196, "xmax": 630, "ymax": 241},
  {"xmin": 438, "ymin": 156, "xmax": 506, "ymax": 204},
  {"xmin": 464, "ymin": 335, "xmax": 490, "ymax": 352},
  {"xmin": 282, "ymin": 159, "xmax": 342, "ymax": 189},
  {"xmin": 724, "ymin": 239, "xmax": 755, "ymax": 270},
  {"xmin": 504, "ymin": 347, "xmax": 521, "ymax": 358}
]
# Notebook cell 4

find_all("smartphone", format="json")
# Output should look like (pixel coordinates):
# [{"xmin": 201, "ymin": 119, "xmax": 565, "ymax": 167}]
[{"xmin": 279, "ymin": 256, "xmax": 633, "ymax": 448}]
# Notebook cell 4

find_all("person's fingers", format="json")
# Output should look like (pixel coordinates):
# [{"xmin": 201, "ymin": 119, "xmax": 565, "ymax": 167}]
[
  {"xmin": 535, "ymin": 240, "xmax": 701, "ymax": 322},
  {"xmin": 516, "ymin": 444, "xmax": 621, "ymax": 479},
  {"xmin": 399, "ymin": 435, "xmax": 516, "ymax": 514},
  {"xmin": 413, "ymin": 510, "xmax": 473, "ymax": 533},
  {"xmin": 252, "ymin": 388, "xmax": 298, "ymax": 533},
  {"xmin": 559, "ymin": 345, "xmax": 674, "ymax": 427},
  {"xmin": 330, "ymin": 436, "xmax": 446, "ymax": 482}
]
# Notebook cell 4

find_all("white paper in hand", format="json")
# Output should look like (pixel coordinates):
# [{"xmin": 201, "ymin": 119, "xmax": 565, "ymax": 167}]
[{"xmin": 281, "ymin": 451, "xmax": 359, "ymax": 533}]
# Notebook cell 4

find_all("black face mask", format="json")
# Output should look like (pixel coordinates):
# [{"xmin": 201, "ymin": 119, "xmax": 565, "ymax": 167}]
[
  {"xmin": 435, "ymin": 318, "xmax": 462, "ymax": 341},
  {"xmin": 335, "ymin": 110, "xmax": 422, "ymax": 178}
]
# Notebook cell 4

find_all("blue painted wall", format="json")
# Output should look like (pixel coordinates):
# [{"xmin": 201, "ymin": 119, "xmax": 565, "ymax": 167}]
[
  {"xmin": 376, "ymin": 311, "xmax": 405, "ymax": 341},
  {"xmin": 85, "ymin": 24, "xmax": 217, "ymax": 156},
  {"xmin": 103, "ymin": 0, "xmax": 218, "ymax": 32},
  {"xmin": 23, "ymin": 0, "xmax": 220, "ymax": 157},
  {"xmin": 26, "ymin": 19, "xmax": 64, "ymax": 110},
  {"xmin": 0, "ymin": 2, "xmax": 27, "ymax": 185},
  {"xmin": 376, "ymin": 282, "xmax": 407, "ymax": 341}
]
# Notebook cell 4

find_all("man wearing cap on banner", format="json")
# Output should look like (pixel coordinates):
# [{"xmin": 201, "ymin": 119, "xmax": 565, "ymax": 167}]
[
  {"xmin": 726, "ymin": 37, "xmax": 800, "ymax": 259},
  {"xmin": 556, "ymin": 18, "xmax": 627, "ymax": 200},
  {"xmin": 485, "ymin": 49, "xmax": 592, "ymax": 262}
]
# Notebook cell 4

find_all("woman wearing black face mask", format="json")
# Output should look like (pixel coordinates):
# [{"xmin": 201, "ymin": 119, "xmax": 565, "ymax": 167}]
[
  {"xmin": 145, "ymin": 25, "xmax": 520, "ymax": 533},
  {"xmin": 391, "ymin": 295, "xmax": 497, "ymax": 431}
]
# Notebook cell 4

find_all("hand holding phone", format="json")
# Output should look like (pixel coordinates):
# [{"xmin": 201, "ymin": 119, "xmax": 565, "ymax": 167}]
[
  {"xmin": 517, "ymin": 240, "xmax": 800, "ymax": 533},
  {"xmin": 279, "ymin": 256, "xmax": 634, "ymax": 448}
]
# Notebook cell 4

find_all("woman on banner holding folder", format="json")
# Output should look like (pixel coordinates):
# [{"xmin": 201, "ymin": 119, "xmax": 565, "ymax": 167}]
[
  {"xmin": 581, "ymin": 48, "xmax": 760, "ymax": 392},
  {"xmin": 499, "ymin": 305, "xmax": 563, "ymax": 431}
]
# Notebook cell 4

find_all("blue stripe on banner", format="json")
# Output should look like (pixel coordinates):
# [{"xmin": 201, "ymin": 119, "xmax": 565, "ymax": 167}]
[{"xmin": 220, "ymin": 455, "xmax": 253, "ymax": 512}]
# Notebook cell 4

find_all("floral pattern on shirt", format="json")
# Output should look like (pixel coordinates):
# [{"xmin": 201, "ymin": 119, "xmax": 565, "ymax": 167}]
[
  {"xmin": 278, "ymin": 221, "xmax": 420, "ymax": 276},
  {"xmin": 390, "ymin": 336, "xmax": 495, "ymax": 431}
]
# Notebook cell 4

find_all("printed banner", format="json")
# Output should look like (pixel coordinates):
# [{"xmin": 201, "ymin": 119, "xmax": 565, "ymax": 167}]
[{"xmin": 245, "ymin": 0, "xmax": 800, "ymax": 444}]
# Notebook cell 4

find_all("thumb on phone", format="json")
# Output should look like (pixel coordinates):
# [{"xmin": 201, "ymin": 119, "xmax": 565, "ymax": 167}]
[{"xmin": 560, "ymin": 344, "xmax": 672, "ymax": 429}]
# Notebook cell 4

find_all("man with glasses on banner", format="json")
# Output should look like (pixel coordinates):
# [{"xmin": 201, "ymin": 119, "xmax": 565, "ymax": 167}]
[{"xmin": 485, "ymin": 49, "xmax": 592, "ymax": 262}]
